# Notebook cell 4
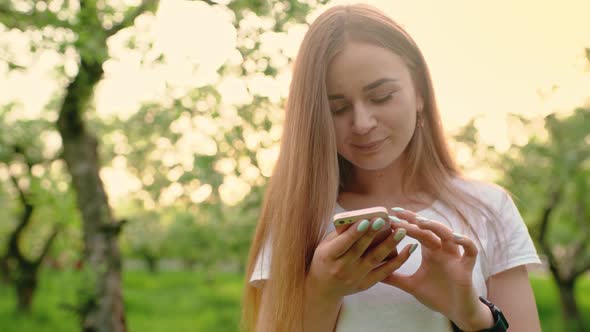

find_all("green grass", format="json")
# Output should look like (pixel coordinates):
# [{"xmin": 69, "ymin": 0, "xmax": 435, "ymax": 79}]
[
  {"xmin": 530, "ymin": 272, "xmax": 590, "ymax": 331},
  {"xmin": 0, "ymin": 270, "xmax": 588, "ymax": 331},
  {"xmin": 0, "ymin": 270, "xmax": 244, "ymax": 332},
  {"xmin": 124, "ymin": 271, "xmax": 242, "ymax": 331}
]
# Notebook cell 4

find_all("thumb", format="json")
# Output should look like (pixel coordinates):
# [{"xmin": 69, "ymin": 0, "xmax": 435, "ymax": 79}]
[
  {"xmin": 381, "ymin": 272, "xmax": 415, "ymax": 293},
  {"xmin": 379, "ymin": 243, "xmax": 417, "ymax": 292}
]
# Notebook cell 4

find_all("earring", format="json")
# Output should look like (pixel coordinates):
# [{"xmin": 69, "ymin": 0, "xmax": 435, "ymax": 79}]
[{"xmin": 416, "ymin": 112, "xmax": 424, "ymax": 129}]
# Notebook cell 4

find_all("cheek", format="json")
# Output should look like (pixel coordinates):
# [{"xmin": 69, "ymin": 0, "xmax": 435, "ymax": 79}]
[
  {"xmin": 387, "ymin": 95, "xmax": 417, "ymax": 128},
  {"xmin": 332, "ymin": 118, "xmax": 345, "ymax": 137},
  {"xmin": 332, "ymin": 119, "xmax": 349, "ymax": 151}
]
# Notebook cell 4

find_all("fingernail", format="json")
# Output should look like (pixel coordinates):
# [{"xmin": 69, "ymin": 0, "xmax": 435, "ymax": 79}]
[
  {"xmin": 357, "ymin": 219, "xmax": 370, "ymax": 232},
  {"xmin": 388, "ymin": 215, "xmax": 403, "ymax": 223},
  {"xmin": 372, "ymin": 218, "xmax": 385, "ymax": 230},
  {"xmin": 453, "ymin": 232, "xmax": 464, "ymax": 240},
  {"xmin": 409, "ymin": 243, "xmax": 419, "ymax": 254},
  {"xmin": 416, "ymin": 216, "xmax": 429, "ymax": 223},
  {"xmin": 391, "ymin": 207, "xmax": 405, "ymax": 212},
  {"xmin": 393, "ymin": 229, "xmax": 406, "ymax": 241}
]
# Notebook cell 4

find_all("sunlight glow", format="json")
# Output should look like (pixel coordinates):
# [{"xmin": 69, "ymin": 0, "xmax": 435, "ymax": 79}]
[{"xmin": 1, "ymin": 0, "xmax": 589, "ymax": 206}]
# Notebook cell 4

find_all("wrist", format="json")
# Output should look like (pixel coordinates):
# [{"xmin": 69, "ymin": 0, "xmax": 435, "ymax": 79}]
[
  {"xmin": 451, "ymin": 299, "xmax": 495, "ymax": 331},
  {"xmin": 303, "ymin": 276, "xmax": 342, "ymax": 332},
  {"xmin": 304, "ymin": 275, "xmax": 341, "ymax": 304}
]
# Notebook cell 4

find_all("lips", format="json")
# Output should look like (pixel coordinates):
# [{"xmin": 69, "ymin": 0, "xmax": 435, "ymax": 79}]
[{"xmin": 352, "ymin": 137, "xmax": 388, "ymax": 149}]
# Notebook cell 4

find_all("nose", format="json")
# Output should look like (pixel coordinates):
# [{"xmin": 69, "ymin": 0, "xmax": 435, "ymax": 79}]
[{"xmin": 351, "ymin": 103, "xmax": 377, "ymax": 135}]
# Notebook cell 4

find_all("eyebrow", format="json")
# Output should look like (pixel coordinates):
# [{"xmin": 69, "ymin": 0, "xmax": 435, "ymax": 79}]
[{"xmin": 328, "ymin": 78, "xmax": 398, "ymax": 100}]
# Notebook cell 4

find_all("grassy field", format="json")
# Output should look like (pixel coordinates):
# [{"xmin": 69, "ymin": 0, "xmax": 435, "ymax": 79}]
[{"xmin": 0, "ymin": 270, "xmax": 588, "ymax": 331}]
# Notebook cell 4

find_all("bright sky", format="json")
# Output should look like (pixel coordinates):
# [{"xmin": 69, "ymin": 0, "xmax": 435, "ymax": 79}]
[{"xmin": 1, "ymin": 0, "xmax": 589, "ymax": 206}]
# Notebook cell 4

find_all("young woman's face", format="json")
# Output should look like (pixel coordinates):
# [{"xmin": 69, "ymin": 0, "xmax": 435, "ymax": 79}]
[{"xmin": 326, "ymin": 41, "xmax": 423, "ymax": 171}]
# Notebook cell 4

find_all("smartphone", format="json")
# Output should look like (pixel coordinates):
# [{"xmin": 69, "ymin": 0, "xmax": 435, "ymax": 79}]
[{"xmin": 333, "ymin": 206, "xmax": 397, "ymax": 261}]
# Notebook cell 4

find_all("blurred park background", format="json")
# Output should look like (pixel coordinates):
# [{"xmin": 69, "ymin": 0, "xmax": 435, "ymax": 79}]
[{"xmin": 0, "ymin": 0, "xmax": 589, "ymax": 331}]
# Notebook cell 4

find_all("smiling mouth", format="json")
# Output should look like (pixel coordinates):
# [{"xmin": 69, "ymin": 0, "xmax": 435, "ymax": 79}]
[{"xmin": 351, "ymin": 137, "xmax": 388, "ymax": 151}]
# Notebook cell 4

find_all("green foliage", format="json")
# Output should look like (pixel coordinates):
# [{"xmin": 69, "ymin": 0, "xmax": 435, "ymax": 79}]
[
  {"xmin": 115, "ymin": 194, "xmax": 258, "ymax": 272},
  {"xmin": 227, "ymin": 0, "xmax": 328, "ymax": 29},
  {"xmin": 88, "ymin": 0, "xmax": 328, "ymax": 272},
  {"xmin": 455, "ymin": 106, "xmax": 590, "ymax": 327},
  {"xmin": 0, "ymin": 104, "xmax": 81, "ymax": 266},
  {"xmin": 0, "ymin": 2, "xmax": 72, "ymax": 31},
  {"xmin": 0, "ymin": 0, "xmax": 325, "ymax": 323},
  {"xmin": 1, "ymin": 270, "xmax": 588, "ymax": 332},
  {"xmin": 455, "ymin": 108, "xmax": 590, "ymax": 252},
  {"xmin": 0, "ymin": 104, "xmax": 55, "ymax": 164},
  {"xmin": 500, "ymin": 109, "xmax": 590, "ymax": 250},
  {"xmin": 120, "ymin": 210, "xmax": 166, "ymax": 269}
]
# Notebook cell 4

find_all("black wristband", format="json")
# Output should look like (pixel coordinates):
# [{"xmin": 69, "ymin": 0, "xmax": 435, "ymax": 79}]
[{"xmin": 449, "ymin": 296, "xmax": 509, "ymax": 332}]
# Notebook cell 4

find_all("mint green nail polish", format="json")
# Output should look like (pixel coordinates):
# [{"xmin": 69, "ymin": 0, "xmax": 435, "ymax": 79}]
[
  {"xmin": 394, "ymin": 229, "xmax": 406, "ymax": 241},
  {"xmin": 409, "ymin": 243, "xmax": 419, "ymax": 254},
  {"xmin": 453, "ymin": 232, "xmax": 464, "ymax": 240},
  {"xmin": 388, "ymin": 215, "xmax": 402, "ymax": 223},
  {"xmin": 372, "ymin": 218, "xmax": 385, "ymax": 230},
  {"xmin": 391, "ymin": 207, "xmax": 405, "ymax": 212},
  {"xmin": 416, "ymin": 216, "xmax": 429, "ymax": 222},
  {"xmin": 357, "ymin": 219, "xmax": 370, "ymax": 232}
]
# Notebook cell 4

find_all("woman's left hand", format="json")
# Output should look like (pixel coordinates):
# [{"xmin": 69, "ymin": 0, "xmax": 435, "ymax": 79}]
[{"xmin": 381, "ymin": 208, "xmax": 494, "ymax": 331}]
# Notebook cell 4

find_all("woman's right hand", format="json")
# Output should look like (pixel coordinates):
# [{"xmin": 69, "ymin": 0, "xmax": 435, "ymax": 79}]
[{"xmin": 305, "ymin": 218, "xmax": 416, "ymax": 301}]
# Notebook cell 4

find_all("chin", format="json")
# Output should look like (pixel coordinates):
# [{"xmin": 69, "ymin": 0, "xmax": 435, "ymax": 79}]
[{"xmin": 348, "ymin": 155, "xmax": 399, "ymax": 171}]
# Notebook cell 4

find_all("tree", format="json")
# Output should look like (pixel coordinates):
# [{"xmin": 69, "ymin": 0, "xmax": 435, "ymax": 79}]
[
  {"xmin": 0, "ymin": 0, "xmax": 328, "ymax": 329},
  {"xmin": 0, "ymin": 109, "xmax": 61, "ymax": 312},
  {"xmin": 93, "ymin": 0, "xmax": 329, "ymax": 275},
  {"xmin": 455, "ymin": 102, "xmax": 590, "ymax": 331},
  {"xmin": 0, "ymin": 1, "xmax": 159, "ymax": 330},
  {"xmin": 503, "ymin": 108, "xmax": 589, "ymax": 331}
]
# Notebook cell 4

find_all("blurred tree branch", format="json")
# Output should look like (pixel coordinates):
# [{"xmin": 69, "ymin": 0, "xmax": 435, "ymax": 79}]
[{"xmin": 1, "ymin": 144, "xmax": 60, "ymax": 312}]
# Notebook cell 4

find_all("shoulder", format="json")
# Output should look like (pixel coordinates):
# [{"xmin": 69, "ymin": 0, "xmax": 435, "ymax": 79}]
[
  {"xmin": 448, "ymin": 177, "xmax": 532, "ymax": 246},
  {"xmin": 449, "ymin": 176, "xmax": 511, "ymax": 209}
]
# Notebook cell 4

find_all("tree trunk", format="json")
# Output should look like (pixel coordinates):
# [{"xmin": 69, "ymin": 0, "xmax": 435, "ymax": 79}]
[
  {"xmin": 1, "ymin": 178, "xmax": 57, "ymax": 313},
  {"xmin": 553, "ymin": 275, "xmax": 586, "ymax": 332},
  {"xmin": 0, "ymin": 257, "xmax": 10, "ymax": 285},
  {"xmin": 143, "ymin": 254, "xmax": 158, "ymax": 274},
  {"xmin": 15, "ymin": 266, "xmax": 37, "ymax": 313},
  {"xmin": 57, "ymin": 58, "xmax": 126, "ymax": 332}
]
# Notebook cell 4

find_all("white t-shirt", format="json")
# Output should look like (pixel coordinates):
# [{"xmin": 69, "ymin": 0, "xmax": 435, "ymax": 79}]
[{"xmin": 248, "ymin": 179, "xmax": 541, "ymax": 331}]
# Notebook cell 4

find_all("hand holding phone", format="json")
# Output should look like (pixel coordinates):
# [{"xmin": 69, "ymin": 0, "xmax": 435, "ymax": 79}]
[
  {"xmin": 305, "ymin": 206, "xmax": 415, "ymax": 300},
  {"xmin": 333, "ymin": 206, "xmax": 398, "ymax": 261}
]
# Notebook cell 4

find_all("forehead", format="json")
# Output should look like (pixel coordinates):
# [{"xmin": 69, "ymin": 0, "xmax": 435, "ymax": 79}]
[{"xmin": 326, "ymin": 41, "xmax": 410, "ymax": 92}]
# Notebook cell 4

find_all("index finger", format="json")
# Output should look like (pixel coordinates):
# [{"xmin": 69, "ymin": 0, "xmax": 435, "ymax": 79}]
[
  {"xmin": 327, "ymin": 219, "xmax": 371, "ymax": 259},
  {"xmin": 323, "ymin": 230, "xmax": 338, "ymax": 241}
]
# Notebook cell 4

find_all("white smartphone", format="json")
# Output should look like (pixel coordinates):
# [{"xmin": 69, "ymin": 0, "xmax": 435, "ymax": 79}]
[{"xmin": 333, "ymin": 206, "xmax": 397, "ymax": 261}]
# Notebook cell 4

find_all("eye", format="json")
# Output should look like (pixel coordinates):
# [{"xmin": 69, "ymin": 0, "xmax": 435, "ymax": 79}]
[
  {"xmin": 331, "ymin": 105, "xmax": 349, "ymax": 115},
  {"xmin": 371, "ymin": 93, "xmax": 394, "ymax": 103}
]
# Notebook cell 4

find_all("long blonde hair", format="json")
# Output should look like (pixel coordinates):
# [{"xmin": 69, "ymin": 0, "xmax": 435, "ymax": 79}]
[{"xmin": 241, "ymin": 4, "xmax": 501, "ymax": 331}]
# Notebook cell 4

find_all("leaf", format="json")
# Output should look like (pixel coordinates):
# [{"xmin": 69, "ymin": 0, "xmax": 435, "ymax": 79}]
[{"xmin": 7, "ymin": 61, "xmax": 26, "ymax": 71}]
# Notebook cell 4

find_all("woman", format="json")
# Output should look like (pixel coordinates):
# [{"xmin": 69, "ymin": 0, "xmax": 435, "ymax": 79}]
[{"xmin": 241, "ymin": 4, "xmax": 542, "ymax": 332}]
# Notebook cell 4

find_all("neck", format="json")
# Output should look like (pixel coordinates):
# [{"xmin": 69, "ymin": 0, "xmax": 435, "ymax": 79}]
[{"xmin": 345, "ymin": 157, "xmax": 409, "ymax": 198}]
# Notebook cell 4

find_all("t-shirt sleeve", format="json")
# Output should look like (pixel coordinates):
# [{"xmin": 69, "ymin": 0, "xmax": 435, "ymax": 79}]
[
  {"xmin": 248, "ymin": 235, "xmax": 272, "ymax": 289},
  {"xmin": 486, "ymin": 191, "xmax": 542, "ymax": 278}
]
